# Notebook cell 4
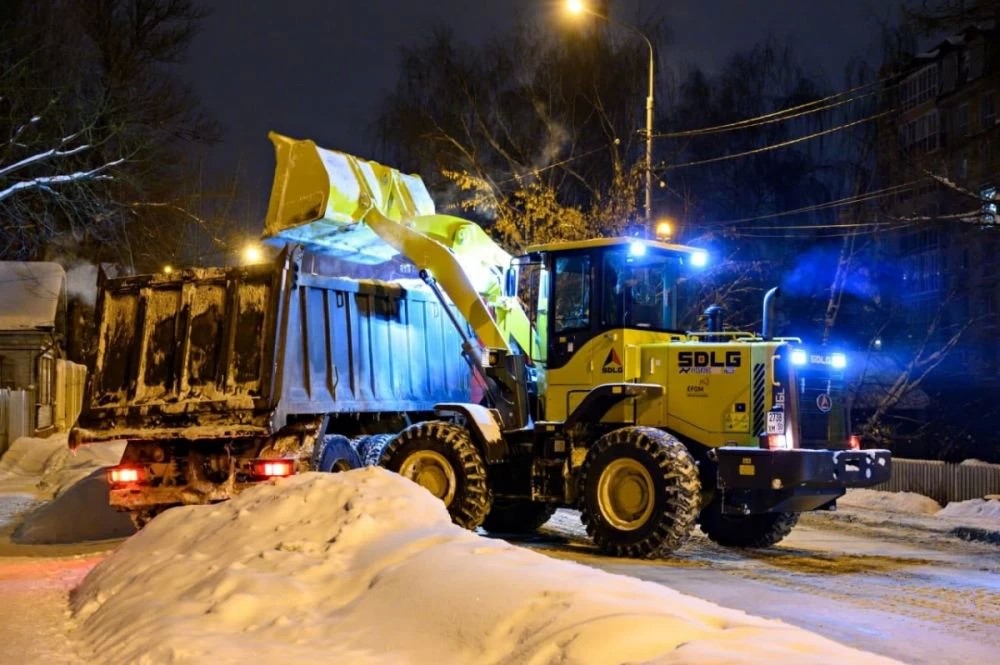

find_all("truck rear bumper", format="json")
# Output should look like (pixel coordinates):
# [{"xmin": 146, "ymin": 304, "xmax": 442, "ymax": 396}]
[{"xmin": 714, "ymin": 447, "xmax": 891, "ymax": 514}]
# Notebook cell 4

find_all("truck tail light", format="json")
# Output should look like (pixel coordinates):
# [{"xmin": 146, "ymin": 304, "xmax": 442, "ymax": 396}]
[
  {"xmin": 107, "ymin": 465, "xmax": 144, "ymax": 486},
  {"xmin": 847, "ymin": 435, "xmax": 861, "ymax": 450},
  {"xmin": 252, "ymin": 459, "xmax": 296, "ymax": 479},
  {"xmin": 765, "ymin": 434, "xmax": 790, "ymax": 450}
]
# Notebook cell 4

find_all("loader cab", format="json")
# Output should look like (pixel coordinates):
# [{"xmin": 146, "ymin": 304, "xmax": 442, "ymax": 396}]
[{"xmin": 509, "ymin": 238, "xmax": 706, "ymax": 421}]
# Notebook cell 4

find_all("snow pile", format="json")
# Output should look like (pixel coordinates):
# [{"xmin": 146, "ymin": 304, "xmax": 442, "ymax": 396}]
[
  {"xmin": 72, "ymin": 469, "xmax": 900, "ymax": 665},
  {"xmin": 937, "ymin": 498, "xmax": 1000, "ymax": 521},
  {"xmin": 839, "ymin": 488, "xmax": 942, "ymax": 515},
  {"xmin": 0, "ymin": 435, "xmax": 133, "ymax": 543},
  {"xmin": 0, "ymin": 434, "xmax": 124, "ymax": 496}
]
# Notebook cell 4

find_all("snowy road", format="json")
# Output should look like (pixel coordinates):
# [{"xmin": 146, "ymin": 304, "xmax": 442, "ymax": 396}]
[
  {"xmin": 517, "ymin": 508, "xmax": 1000, "ymax": 665},
  {"xmin": 0, "ymin": 480, "xmax": 997, "ymax": 663}
]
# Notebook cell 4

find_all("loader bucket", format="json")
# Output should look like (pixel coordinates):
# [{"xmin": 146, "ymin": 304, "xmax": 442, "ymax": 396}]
[{"xmin": 263, "ymin": 132, "xmax": 436, "ymax": 263}]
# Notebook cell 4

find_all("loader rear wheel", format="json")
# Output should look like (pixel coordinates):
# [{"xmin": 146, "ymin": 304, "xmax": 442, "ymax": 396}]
[
  {"xmin": 317, "ymin": 435, "xmax": 361, "ymax": 472},
  {"xmin": 480, "ymin": 499, "xmax": 557, "ymax": 534},
  {"xmin": 698, "ymin": 503, "xmax": 800, "ymax": 548},
  {"xmin": 357, "ymin": 434, "xmax": 396, "ymax": 467},
  {"xmin": 378, "ymin": 421, "xmax": 490, "ymax": 529},
  {"xmin": 580, "ymin": 427, "xmax": 700, "ymax": 558}
]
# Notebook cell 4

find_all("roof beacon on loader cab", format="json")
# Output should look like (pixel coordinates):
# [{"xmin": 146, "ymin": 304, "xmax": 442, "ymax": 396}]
[{"xmin": 72, "ymin": 132, "xmax": 890, "ymax": 557}]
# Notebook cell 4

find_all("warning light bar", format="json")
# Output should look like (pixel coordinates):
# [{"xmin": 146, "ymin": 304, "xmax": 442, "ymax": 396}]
[
  {"xmin": 107, "ymin": 465, "xmax": 144, "ymax": 485},
  {"xmin": 251, "ymin": 459, "xmax": 296, "ymax": 479}
]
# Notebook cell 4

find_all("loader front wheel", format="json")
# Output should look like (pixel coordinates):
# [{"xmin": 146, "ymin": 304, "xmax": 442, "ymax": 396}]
[
  {"xmin": 580, "ymin": 427, "xmax": 701, "ymax": 558},
  {"xmin": 480, "ymin": 499, "xmax": 557, "ymax": 534},
  {"xmin": 378, "ymin": 421, "xmax": 490, "ymax": 529},
  {"xmin": 698, "ymin": 503, "xmax": 800, "ymax": 548}
]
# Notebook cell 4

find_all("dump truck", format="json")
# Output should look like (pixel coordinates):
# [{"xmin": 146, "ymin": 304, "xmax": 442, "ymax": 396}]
[{"xmin": 71, "ymin": 133, "xmax": 891, "ymax": 556}]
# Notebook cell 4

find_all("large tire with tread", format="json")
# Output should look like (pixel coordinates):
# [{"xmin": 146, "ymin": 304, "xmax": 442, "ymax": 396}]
[
  {"xmin": 580, "ymin": 426, "xmax": 701, "ymax": 558},
  {"xmin": 480, "ymin": 499, "xmax": 556, "ymax": 534},
  {"xmin": 698, "ymin": 503, "xmax": 800, "ymax": 548},
  {"xmin": 316, "ymin": 434, "xmax": 362, "ymax": 472},
  {"xmin": 377, "ymin": 421, "xmax": 490, "ymax": 529},
  {"xmin": 357, "ymin": 434, "xmax": 396, "ymax": 467}
]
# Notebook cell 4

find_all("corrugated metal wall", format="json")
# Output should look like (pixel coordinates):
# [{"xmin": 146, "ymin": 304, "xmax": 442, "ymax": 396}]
[
  {"xmin": 0, "ymin": 389, "xmax": 30, "ymax": 455},
  {"xmin": 874, "ymin": 458, "xmax": 1000, "ymax": 503}
]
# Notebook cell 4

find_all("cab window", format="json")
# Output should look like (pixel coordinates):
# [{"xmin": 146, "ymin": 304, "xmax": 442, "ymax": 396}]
[{"xmin": 552, "ymin": 254, "xmax": 591, "ymax": 333}]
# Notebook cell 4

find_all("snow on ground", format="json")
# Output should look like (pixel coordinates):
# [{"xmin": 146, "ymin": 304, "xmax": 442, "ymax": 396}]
[
  {"xmin": 70, "ymin": 469, "xmax": 902, "ymax": 665},
  {"xmin": 2, "ymin": 437, "xmax": 997, "ymax": 664},
  {"xmin": 0, "ymin": 435, "xmax": 133, "ymax": 545}
]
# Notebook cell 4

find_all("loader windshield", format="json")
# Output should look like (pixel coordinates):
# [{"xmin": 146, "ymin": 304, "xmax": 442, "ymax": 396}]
[{"xmin": 600, "ymin": 248, "xmax": 683, "ymax": 331}]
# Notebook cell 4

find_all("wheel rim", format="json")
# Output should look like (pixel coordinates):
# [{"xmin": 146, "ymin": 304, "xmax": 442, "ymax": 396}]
[
  {"xmin": 596, "ymin": 457, "xmax": 655, "ymax": 531},
  {"xmin": 398, "ymin": 450, "xmax": 457, "ymax": 506}
]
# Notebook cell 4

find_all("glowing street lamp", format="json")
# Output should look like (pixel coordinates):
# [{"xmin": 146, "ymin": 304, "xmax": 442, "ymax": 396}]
[
  {"xmin": 654, "ymin": 218, "xmax": 673, "ymax": 240},
  {"xmin": 242, "ymin": 243, "xmax": 264, "ymax": 265},
  {"xmin": 565, "ymin": 0, "xmax": 656, "ymax": 234}
]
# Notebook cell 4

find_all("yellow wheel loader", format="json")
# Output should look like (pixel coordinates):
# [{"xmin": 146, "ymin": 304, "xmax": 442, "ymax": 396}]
[{"xmin": 259, "ymin": 133, "xmax": 891, "ymax": 557}]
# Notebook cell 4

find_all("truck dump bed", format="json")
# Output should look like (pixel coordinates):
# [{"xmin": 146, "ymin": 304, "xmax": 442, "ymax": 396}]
[{"xmin": 71, "ymin": 247, "xmax": 470, "ymax": 445}]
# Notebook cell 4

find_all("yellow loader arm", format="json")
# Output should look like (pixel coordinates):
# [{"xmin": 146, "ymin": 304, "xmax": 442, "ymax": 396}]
[{"xmin": 263, "ymin": 132, "xmax": 531, "ymax": 354}]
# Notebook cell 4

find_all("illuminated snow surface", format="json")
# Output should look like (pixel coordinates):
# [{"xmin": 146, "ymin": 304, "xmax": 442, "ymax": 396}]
[{"xmin": 1, "ymin": 435, "xmax": 997, "ymax": 664}]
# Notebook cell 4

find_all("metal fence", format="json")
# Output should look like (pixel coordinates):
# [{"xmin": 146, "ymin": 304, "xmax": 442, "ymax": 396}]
[
  {"xmin": 0, "ymin": 361, "xmax": 86, "ymax": 455},
  {"xmin": 874, "ymin": 458, "xmax": 1000, "ymax": 504},
  {"xmin": 0, "ymin": 389, "xmax": 30, "ymax": 456}
]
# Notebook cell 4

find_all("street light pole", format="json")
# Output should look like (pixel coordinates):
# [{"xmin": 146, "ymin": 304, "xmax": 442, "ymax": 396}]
[{"xmin": 566, "ymin": 1, "xmax": 655, "ymax": 235}]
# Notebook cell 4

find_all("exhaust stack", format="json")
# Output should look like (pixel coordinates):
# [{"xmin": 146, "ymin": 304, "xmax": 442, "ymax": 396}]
[{"xmin": 762, "ymin": 287, "xmax": 780, "ymax": 340}]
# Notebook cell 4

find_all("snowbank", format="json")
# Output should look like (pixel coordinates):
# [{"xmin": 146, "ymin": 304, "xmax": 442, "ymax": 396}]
[
  {"xmin": 0, "ymin": 435, "xmax": 132, "ymax": 543},
  {"xmin": 71, "ymin": 469, "xmax": 901, "ymax": 665},
  {"xmin": 0, "ymin": 434, "xmax": 125, "ymax": 497},
  {"xmin": 839, "ymin": 488, "xmax": 942, "ymax": 515}
]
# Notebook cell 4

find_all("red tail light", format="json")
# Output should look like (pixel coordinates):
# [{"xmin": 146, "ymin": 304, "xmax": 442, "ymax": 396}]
[
  {"xmin": 765, "ymin": 434, "xmax": 790, "ymax": 450},
  {"xmin": 847, "ymin": 435, "xmax": 861, "ymax": 450},
  {"xmin": 252, "ymin": 459, "xmax": 296, "ymax": 478},
  {"xmin": 107, "ymin": 465, "xmax": 144, "ymax": 485}
]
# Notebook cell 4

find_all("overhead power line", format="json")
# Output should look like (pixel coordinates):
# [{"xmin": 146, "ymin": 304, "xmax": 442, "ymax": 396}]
[
  {"xmin": 659, "ymin": 110, "xmax": 894, "ymax": 172},
  {"xmin": 654, "ymin": 80, "xmax": 883, "ymax": 139},
  {"xmin": 701, "ymin": 180, "xmax": 926, "ymax": 227}
]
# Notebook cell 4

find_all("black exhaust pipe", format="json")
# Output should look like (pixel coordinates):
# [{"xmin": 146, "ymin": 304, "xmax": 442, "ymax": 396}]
[{"xmin": 762, "ymin": 287, "xmax": 780, "ymax": 340}]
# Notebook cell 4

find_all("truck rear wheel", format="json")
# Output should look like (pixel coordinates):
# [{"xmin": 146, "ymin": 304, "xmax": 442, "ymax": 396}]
[
  {"xmin": 316, "ymin": 435, "xmax": 362, "ymax": 472},
  {"xmin": 480, "ymin": 499, "xmax": 556, "ymax": 534},
  {"xmin": 580, "ymin": 427, "xmax": 700, "ymax": 558},
  {"xmin": 356, "ymin": 434, "xmax": 396, "ymax": 467},
  {"xmin": 698, "ymin": 504, "xmax": 800, "ymax": 548},
  {"xmin": 377, "ymin": 421, "xmax": 490, "ymax": 529}
]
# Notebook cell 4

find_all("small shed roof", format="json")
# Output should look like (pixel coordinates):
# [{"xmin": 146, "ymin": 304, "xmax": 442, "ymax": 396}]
[{"xmin": 0, "ymin": 262, "xmax": 65, "ymax": 331}]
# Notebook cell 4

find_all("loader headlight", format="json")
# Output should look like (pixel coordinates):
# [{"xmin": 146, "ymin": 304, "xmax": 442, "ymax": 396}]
[
  {"xmin": 690, "ymin": 251, "xmax": 708, "ymax": 268},
  {"xmin": 791, "ymin": 349, "xmax": 808, "ymax": 366},
  {"xmin": 831, "ymin": 352, "xmax": 847, "ymax": 369},
  {"xmin": 628, "ymin": 241, "xmax": 647, "ymax": 257}
]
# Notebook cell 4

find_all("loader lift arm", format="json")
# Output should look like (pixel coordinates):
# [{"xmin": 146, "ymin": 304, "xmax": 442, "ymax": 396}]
[{"xmin": 263, "ymin": 132, "xmax": 532, "ymax": 356}]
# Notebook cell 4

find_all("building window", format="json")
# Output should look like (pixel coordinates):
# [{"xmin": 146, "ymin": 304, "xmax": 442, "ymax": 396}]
[
  {"xmin": 968, "ymin": 41, "xmax": 985, "ymax": 80},
  {"xmin": 0, "ymin": 355, "xmax": 13, "ymax": 389},
  {"xmin": 900, "ymin": 65, "xmax": 939, "ymax": 110},
  {"xmin": 37, "ymin": 355, "xmax": 53, "ymax": 406},
  {"xmin": 982, "ymin": 92, "xmax": 996, "ymax": 129},
  {"xmin": 901, "ymin": 110, "xmax": 939, "ymax": 153},
  {"xmin": 956, "ymin": 103, "xmax": 970, "ymax": 138}
]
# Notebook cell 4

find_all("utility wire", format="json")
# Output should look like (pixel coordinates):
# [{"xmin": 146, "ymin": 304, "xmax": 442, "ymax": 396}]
[
  {"xmin": 700, "ymin": 181, "xmax": 925, "ymax": 227},
  {"xmin": 654, "ymin": 82, "xmax": 882, "ymax": 139},
  {"xmin": 659, "ymin": 110, "xmax": 893, "ymax": 172}
]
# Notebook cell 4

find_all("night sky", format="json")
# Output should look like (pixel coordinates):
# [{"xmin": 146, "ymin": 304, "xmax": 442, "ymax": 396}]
[{"xmin": 178, "ymin": 0, "xmax": 901, "ymax": 213}]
